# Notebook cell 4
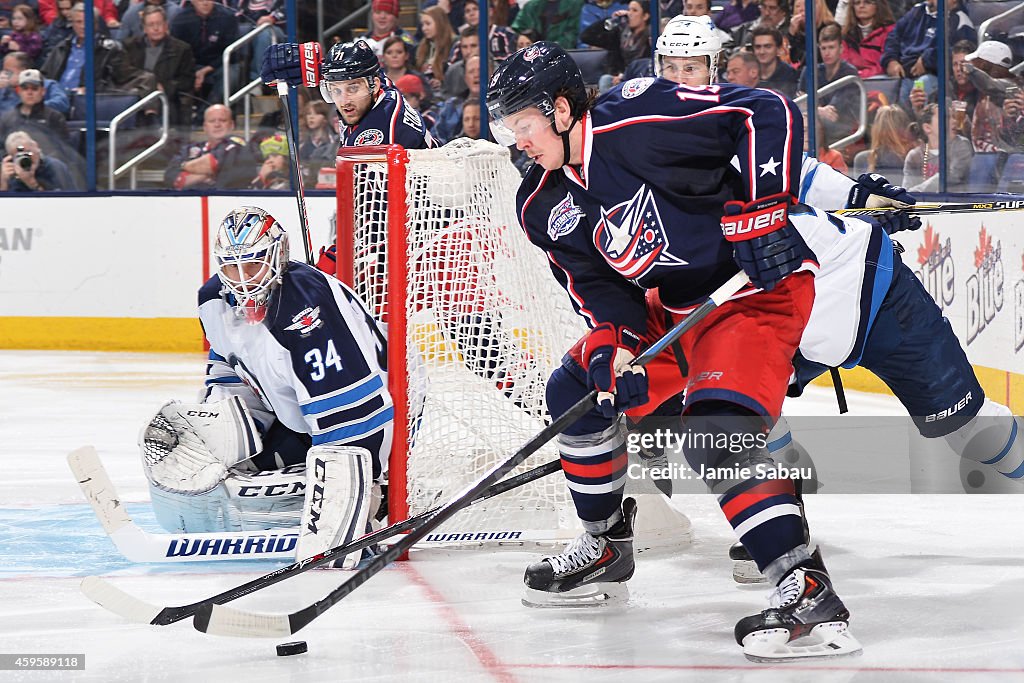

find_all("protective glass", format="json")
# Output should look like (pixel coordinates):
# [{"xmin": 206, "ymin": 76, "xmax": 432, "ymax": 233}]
[{"xmin": 319, "ymin": 79, "xmax": 373, "ymax": 107}]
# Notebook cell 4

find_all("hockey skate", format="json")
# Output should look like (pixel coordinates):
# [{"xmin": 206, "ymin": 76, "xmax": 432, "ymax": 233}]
[
  {"xmin": 522, "ymin": 497, "xmax": 637, "ymax": 608},
  {"xmin": 735, "ymin": 549, "xmax": 862, "ymax": 662},
  {"xmin": 729, "ymin": 542, "xmax": 766, "ymax": 584}
]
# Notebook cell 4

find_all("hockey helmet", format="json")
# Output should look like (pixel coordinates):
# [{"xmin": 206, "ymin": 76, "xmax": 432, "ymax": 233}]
[
  {"xmin": 322, "ymin": 40, "xmax": 382, "ymax": 82},
  {"xmin": 214, "ymin": 206, "xmax": 290, "ymax": 324},
  {"xmin": 486, "ymin": 41, "xmax": 588, "ymax": 147},
  {"xmin": 655, "ymin": 15, "xmax": 723, "ymax": 83}
]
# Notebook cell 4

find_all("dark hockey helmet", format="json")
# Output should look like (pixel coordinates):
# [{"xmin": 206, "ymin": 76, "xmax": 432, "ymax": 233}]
[
  {"xmin": 322, "ymin": 40, "xmax": 381, "ymax": 83},
  {"xmin": 485, "ymin": 41, "xmax": 588, "ymax": 144}
]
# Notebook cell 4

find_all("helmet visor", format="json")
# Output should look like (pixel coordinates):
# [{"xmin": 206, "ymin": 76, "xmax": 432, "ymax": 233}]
[{"xmin": 487, "ymin": 105, "xmax": 554, "ymax": 147}]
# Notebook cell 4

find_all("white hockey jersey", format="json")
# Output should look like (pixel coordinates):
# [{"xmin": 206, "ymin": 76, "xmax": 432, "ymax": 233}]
[{"xmin": 198, "ymin": 262, "xmax": 393, "ymax": 476}]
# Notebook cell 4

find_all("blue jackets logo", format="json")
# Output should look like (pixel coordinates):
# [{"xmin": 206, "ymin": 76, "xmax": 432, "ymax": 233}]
[
  {"xmin": 547, "ymin": 192, "xmax": 584, "ymax": 240},
  {"xmin": 593, "ymin": 184, "xmax": 688, "ymax": 279},
  {"xmin": 621, "ymin": 77, "xmax": 654, "ymax": 99},
  {"xmin": 354, "ymin": 128, "xmax": 384, "ymax": 145},
  {"xmin": 285, "ymin": 306, "xmax": 323, "ymax": 335}
]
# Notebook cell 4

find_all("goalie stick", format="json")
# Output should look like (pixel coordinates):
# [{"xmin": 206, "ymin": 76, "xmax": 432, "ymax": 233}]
[
  {"xmin": 68, "ymin": 447, "xmax": 297, "ymax": 563},
  {"xmin": 75, "ymin": 448, "xmax": 561, "ymax": 625},
  {"xmin": 193, "ymin": 270, "xmax": 750, "ymax": 638}
]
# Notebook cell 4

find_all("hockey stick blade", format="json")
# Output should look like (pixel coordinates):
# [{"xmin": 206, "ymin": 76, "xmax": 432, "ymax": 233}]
[
  {"xmin": 84, "ymin": 458, "xmax": 562, "ymax": 626},
  {"xmin": 194, "ymin": 271, "xmax": 749, "ymax": 638}
]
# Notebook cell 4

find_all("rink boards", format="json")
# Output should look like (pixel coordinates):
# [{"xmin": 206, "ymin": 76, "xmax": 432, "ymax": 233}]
[{"xmin": 0, "ymin": 194, "xmax": 1021, "ymax": 409}]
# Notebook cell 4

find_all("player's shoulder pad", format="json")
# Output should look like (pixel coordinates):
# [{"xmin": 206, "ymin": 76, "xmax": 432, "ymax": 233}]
[{"xmin": 199, "ymin": 275, "xmax": 222, "ymax": 306}]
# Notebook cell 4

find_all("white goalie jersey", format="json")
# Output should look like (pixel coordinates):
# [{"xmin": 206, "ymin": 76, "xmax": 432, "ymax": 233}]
[{"xmin": 198, "ymin": 261, "xmax": 393, "ymax": 479}]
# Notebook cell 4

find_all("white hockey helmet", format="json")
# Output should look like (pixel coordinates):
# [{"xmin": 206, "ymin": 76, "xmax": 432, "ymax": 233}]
[
  {"xmin": 214, "ymin": 206, "xmax": 290, "ymax": 324},
  {"xmin": 655, "ymin": 15, "xmax": 724, "ymax": 84}
]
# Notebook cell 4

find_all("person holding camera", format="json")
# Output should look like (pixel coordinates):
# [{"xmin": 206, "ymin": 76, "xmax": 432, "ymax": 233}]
[
  {"xmin": 0, "ymin": 69, "xmax": 68, "ymax": 144},
  {"xmin": 1, "ymin": 130, "xmax": 75, "ymax": 191}
]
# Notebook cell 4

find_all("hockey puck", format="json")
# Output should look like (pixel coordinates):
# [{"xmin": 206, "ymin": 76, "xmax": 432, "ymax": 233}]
[{"xmin": 276, "ymin": 641, "xmax": 307, "ymax": 657}]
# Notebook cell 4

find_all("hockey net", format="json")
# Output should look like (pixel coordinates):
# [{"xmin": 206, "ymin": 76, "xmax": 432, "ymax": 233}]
[{"xmin": 335, "ymin": 138, "xmax": 690, "ymax": 549}]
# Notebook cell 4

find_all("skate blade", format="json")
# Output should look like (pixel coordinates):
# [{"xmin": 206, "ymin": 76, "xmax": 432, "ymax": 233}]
[
  {"xmin": 732, "ymin": 559, "xmax": 766, "ymax": 584},
  {"xmin": 742, "ymin": 622, "xmax": 863, "ymax": 662},
  {"xmin": 521, "ymin": 582, "xmax": 629, "ymax": 609}
]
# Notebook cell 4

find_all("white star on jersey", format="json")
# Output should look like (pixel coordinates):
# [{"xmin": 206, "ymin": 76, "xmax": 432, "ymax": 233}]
[{"xmin": 759, "ymin": 157, "xmax": 780, "ymax": 177}]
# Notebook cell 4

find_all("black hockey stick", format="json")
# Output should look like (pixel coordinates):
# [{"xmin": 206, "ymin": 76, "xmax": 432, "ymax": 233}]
[
  {"xmin": 193, "ymin": 270, "xmax": 750, "ymax": 638},
  {"xmin": 275, "ymin": 79, "xmax": 315, "ymax": 266},
  {"xmin": 835, "ymin": 198, "xmax": 1024, "ymax": 217},
  {"xmin": 81, "ymin": 457, "xmax": 562, "ymax": 626}
]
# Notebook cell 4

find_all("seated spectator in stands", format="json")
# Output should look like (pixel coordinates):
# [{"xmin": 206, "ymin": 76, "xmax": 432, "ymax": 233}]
[
  {"xmin": 118, "ymin": 0, "xmax": 181, "ymax": 43},
  {"xmin": 840, "ymin": 0, "xmax": 894, "ymax": 78},
  {"xmin": 517, "ymin": 28, "xmax": 540, "ymax": 50},
  {"xmin": 950, "ymin": 39, "xmax": 977, "ymax": 120},
  {"xmin": 787, "ymin": 0, "xmax": 833, "ymax": 67},
  {"xmin": 42, "ymin": 0, "xmax": 78, "ymax": 58},
  {"xmin": 421, "ymin": 0, "xmax": 468, "ymax": 32},
  {"xmin": 38, "ymin": 0, "xmax": 120, "ymax": 28},
  {"xmin": 42, "ymin": 3, "xmax": 157, "ymax": 96},
  {"xmin": 164, "ymin": 104, "xmax": 254, "ymax": 189},
  {"xmin": 460, "ymin": 100, "xmax": 482, "ymax": 139},
  {"xmin": 171, "ymin": 0, "xmax": 239, "ymax": 108},
  {"xmin": 881, "ymin": 0, "xmax": 975, "ymax": 111},
  {"xmin": 799, "ymin": 22, "xmax": 858, "ymax": 148},
  {"xmin": 123, "ymin": 6, "xmax": 195, "ymax": 125},
  {"xmin": 511, "ymin": 0, "xmax": 585, "ymax": 51},
  {"xmin": 0, "ymin": 51, "xmax": 70, "ymax": 114},
  {"xmin": 1000, "ymin": 87, "xmax": 1024, "ymax": 154},
  {"xmin": 298, "ymin": 99, "xmax": 336, "ymax": 185},
  {"xmin": 852, "ymin": 103, "xmax": 912, "ymax": 181},
  {"xmin": 415, "ymin": 6, "xmax": 454, "ymax": 93},
  {"xmin": 443, "ymin": 26, "xmax": 479, "ymax": 100},
  {"xmin": 356, "ymin": 0, "xmax": 413, "ymax": 46},
  {"xmin": 683, "ymin": 0, "xmax": 735, "ymax": 52},
  {"xmin": 903, "ymin": 102, "xmax": 972, "ymax": 191},
  {"xmin": 395, "ymin": 72, "xmax": 437, "ymax": 128},
  {"xmin": 724, "ymin": 49, "xmax": 760, "ymax": 86},
  {"xmin": 961, "ymin": 41, "xmax": 1020, "ymax": 154},
  {"xmin": 432, "ymin": 53, "xmax": 482, "ymax": 144},
  {"xmin": 578, "ymin": 0, "xmax": 627, "ymax": 49},
  {"xmin": 718, "ymin": 0, "xmax": 760, "ymax": 33},
  {"xmin": 249, "ymin": 132, "xmax": 289, "ymax": 190},
  {"xmin": 579, "ymin": 0, "xmax": 651, "ymax": 92},
  {"xmin": 461, "ymin": 0, "xmax": 518, "ymax": 62},
  {"xmin": 381, "ymin": 36, "xmax": 430, "ymax": 100},
  {"xmin": 0, "ymin": 69, "xmax": 68, "ymax": 143},
  {"xmin": 234, "ymin": 0, "xmax": 287, "ymax": 82},
  {"xmin": 0, "ymin": 130, "xmax": 75, "ymax": 191},
  {"xmin": 751, "ymin": 25, "xmax": 798, "ymax": 97},
  {"xmin": 1, "ymin": 5, "xmax": 43, "ymax": 65},
  {"xmin": 733, "ymin": 0, "xmax": 791, "ymax": 62}
]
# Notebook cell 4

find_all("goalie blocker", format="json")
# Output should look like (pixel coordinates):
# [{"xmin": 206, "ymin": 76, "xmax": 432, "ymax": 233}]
[{"xmin": 141, "ymin": 397, "xmax": 380, "ymax": 566}]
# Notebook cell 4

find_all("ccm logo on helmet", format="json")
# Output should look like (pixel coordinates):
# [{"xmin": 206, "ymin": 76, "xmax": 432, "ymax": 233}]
[{"xmin": 721, "ymin": 207, "xmax": 786, "ymax": 239}]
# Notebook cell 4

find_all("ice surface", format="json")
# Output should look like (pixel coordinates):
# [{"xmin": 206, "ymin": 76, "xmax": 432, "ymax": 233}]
[{"xmin": 1, "ymin": 351, "xmax": 1022, "ymax": 682}]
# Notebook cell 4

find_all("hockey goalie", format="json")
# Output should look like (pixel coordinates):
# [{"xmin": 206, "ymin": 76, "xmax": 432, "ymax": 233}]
[{"xmin": 141, "ymin": 205, "xmax": 392, "ymax": 568}]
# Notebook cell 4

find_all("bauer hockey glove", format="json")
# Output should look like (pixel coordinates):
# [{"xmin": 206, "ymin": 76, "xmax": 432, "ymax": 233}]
[
  {"xmin": 261, "ymin": 42, "xmax": 322, "ymax": 87},
  {"xmin": 847, "ymin": 173, "xmax": 916, "ymax": 209},
  {"xmin": 721, "ymin": 193, "xmax": 813, "ymax": 292},
  {"xmin": 585, "ymin": 323, "xmax": 648, "ymax": 419}
]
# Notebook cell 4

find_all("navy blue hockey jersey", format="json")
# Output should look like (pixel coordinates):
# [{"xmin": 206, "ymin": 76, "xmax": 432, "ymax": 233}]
[
  {"xmin": 341, "ymin": 85, "xmax": 437, "ymax": 149},
  {"xmin": 516, "ymin": 78, "xmax": 806, "ymax": 333}
]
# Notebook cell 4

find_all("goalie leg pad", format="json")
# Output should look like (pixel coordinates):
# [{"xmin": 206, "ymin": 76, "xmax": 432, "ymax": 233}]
[
  {"xmin": 150, "ymin": 463, "xmax": 308, "ymax": 533},
  {"xmin": 295, "ymin": 445, "xmax": 375, "ymax": 569}
]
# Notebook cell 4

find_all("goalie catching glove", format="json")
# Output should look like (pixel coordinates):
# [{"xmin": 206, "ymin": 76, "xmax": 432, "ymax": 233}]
[
  {"xmin": 721, "ymin": 193, "xmax": 813, "ymax": 292},
  {"xmin": 260, "ymin": 41, "xmax": 322, "ymax": 88},
  {"xmin": 584, "ymin": 323, "xmax": 648, "ymax": 419}
]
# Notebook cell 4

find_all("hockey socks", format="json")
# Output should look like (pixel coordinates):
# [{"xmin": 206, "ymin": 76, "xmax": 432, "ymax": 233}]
[{"xmin": 557, "ymin": 422, "xmax": 628, "ymax": 533}]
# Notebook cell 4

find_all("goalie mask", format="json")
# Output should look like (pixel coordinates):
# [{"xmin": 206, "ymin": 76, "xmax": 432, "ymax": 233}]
[
  {"xmin": 214, "ymin": 206, "xmax": 289, "ymax": 324},
  {"xmin": 486, "ymin": 42, "xmax": 589, "ymax": 162},
  {"xmin": 655, "ymin": 15, "xmax": 723, "ymax": 84}
]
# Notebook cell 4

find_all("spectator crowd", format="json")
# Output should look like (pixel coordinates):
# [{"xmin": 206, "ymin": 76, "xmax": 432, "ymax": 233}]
[{"xmin": 3, "ymin": 0, "xmax": 1024, "ymax": 192}]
